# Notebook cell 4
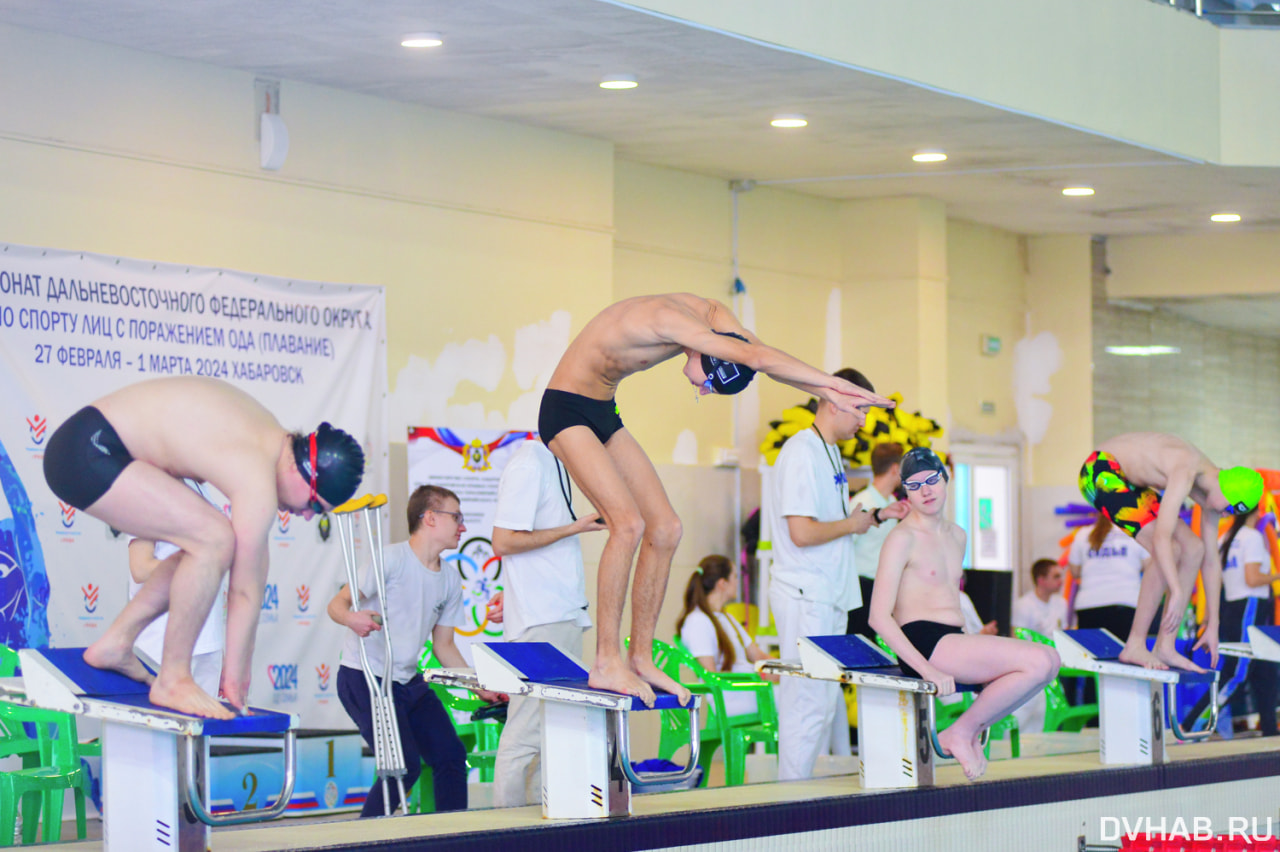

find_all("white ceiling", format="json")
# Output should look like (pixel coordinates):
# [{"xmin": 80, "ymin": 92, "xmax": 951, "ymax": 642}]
[{"xmin": 0, "ymin": 0, "xmax": 1277, "ymax": 239}]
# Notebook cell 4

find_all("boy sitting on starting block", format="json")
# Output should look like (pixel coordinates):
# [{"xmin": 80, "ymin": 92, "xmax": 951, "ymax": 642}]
[{"xmin": 869, "ymin": 448, "xmax": 1059, "ymax": 781}]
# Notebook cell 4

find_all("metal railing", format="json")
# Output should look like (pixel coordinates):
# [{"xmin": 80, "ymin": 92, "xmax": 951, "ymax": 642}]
[{"xmin": 1157, "ymin": 0, "xmax": 1280, "ymax": 25}]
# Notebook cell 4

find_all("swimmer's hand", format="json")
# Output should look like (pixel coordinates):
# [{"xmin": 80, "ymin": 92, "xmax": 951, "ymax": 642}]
[
  {"xmin": 485, "ymin": 592, "xmax": 504, "ymax": 625},
  {"xmin": 920, "ymin": 664, "xmax": 955, "ymax": 697},
  {"xmin": 824, "ymin": 378, "xmax": 894, "ymax": 414},
  {"xmin": 220, "ymin": 675, "xmax": 250, "ymax": 716},
  {"xmin": 475, "ymin": 688, "xmax": 508, "ymax": 704},
  {"xmin": 349, "ymin": 610, "xmax": 384, "ymax": 637},
  {"xmin": 1192, "ymin": 622, "xmax": 1220, "ymax": 669}
]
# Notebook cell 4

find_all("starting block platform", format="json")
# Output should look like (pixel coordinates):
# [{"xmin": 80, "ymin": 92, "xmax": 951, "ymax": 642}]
[
  {"xmin": 1219, "ymin": 624, "xmax": 1280, "ymax": 662},
  {"xmin": 425, "ymin": 641, "xmax": 699, "ymax": 819},
  {"xmin": 1054, "ymin": 629, "xmax": 1219, "ymax": 765},
  {"xmin": 759, "ymin": 633, "xmax": 982, "ymax": 790},
  {"xmin": 6, "ymin": 647, "xmax": 298, "ymax": 851}
]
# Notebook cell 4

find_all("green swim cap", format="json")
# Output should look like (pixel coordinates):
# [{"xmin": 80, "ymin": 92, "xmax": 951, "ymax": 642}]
[{"xmin": 1219, "ymin": 466, "xmax": 1264, "ymax": 515}]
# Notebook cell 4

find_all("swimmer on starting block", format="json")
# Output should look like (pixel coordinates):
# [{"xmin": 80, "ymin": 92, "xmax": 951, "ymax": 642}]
[
  {"xmin": 1079, "ymin": 433, "xmax": 1264, "ymax": 671},
  {"xmin": 540, "ymin": 293, "xmax": 894, "ymax": 706},
  {"xmin": 869, "ymin": 448, "xmax": 1059, "ymax": 781},
  {"xmin": 42, "ymin": 376, "xmax": 364, "ymax": 719}
]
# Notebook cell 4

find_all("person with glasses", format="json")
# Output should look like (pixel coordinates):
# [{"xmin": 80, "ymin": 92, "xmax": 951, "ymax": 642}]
[
  {"xmin": 539, "ymin": 294, "xmax": 894, "ymax": 707},
  {"xmin": 765, "ymin": 367, "xmax": 908, "ymax": 781},
  {"xmin": 41, "ymin": 376, "xmax": 364, "ymax": 720},
  {"xmin": 869, "ymin": 448, "xmax": 1060, "ymax": 781},
  {"xmin": 329, "ymin": 484, "xmax": 503, "ymax": 816},
  {"xmin": 1078, "ymin": 432, "xmax": 1264, "ymax": 672}
]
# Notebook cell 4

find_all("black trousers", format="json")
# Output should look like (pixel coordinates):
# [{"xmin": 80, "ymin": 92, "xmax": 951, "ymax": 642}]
[{"xmin": 337, "ymin": 666, "xmax": 469, "ymax": 816}]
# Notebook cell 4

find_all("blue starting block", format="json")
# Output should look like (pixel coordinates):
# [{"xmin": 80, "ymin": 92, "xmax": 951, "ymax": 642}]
[
  {"xmin": 423, "ymin": 642, "xmax": 699, "ymax": 819},
  {"xmin": 1220, "ymin": 624, "xmax": 1280, "ymax": 663},
  {"xmin": 1054, "ymin": 629, "xmax": 1218, "ymax": 765},
  {"xmin": 760, "ymin": 634, "xmax": 984, "ymax": 789},
  {"xmin": 10, "ymin": 647, "xmax": 297, "ymax": 851}
]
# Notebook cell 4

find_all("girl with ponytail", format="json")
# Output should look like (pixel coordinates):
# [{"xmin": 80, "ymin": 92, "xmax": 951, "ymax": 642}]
[{"xmin": 675, "ymin": 554, "xmax": 776, "ymax": 716}]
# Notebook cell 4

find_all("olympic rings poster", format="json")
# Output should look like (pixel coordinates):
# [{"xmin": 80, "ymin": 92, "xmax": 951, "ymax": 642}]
[{"xmin": 406, "ymin": 426, "xmax": 535, "ymax": 663}]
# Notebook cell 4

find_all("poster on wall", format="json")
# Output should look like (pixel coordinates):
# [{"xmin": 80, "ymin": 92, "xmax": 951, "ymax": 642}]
[
  {"xmin": 406, "ymin": 427, "xmax": 536, "ymax": 662},
  {"xmin": 0, "ymin": 241, "xmax": 387, "ymax": 728}
]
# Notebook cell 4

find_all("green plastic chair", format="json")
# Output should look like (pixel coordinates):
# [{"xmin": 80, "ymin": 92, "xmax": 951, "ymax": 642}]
[
  {"xmin": 873, "ymin": 635, "xmax": 1020, "ymax": 758},
  {"xmin": 416, "ymin": 646, "xmax": 503, "ymax": 785},
  {"xmin": 646, "ymin": 637, "xmax": 778, "ymax": 787},
  {"xmin": 0, "ymin": 701, "xmax": 88, "ymax": 846},
  {"xmin": 1013, "ymin": 627, "xmax": 1099, "ymax": 732}
]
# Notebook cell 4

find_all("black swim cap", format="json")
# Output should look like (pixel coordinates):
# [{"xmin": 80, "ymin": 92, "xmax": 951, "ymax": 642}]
[
  {"xmin": 900, "ymin": 447, "xmax": 949, "ymax": 483},
  {"xmin": 701, "ymin": 331, "xmax": 757, "ymax": 395},
  {"xmin": 292, "ymin": 423, "xmax": 365, "ymax": 507}
]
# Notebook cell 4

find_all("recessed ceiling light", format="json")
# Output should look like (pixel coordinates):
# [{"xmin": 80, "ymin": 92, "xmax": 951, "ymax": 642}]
[
  {"xmin": 912, "ymin": 151, "xmax": 947, "ymax": 163},
  {"xmin": 599, "ymin": 74, "xmax": 637, "ymax": 90},
  {"xmin": 1062, "ymin": 186, "xmax": 1095, "ymax": 197},
  {"xmin": 1105, "ymin": 345, "xmax": 1181, "ymax": 357},
  {"xmin": 770, "ymin": 114, "xmax": 807, "ymax": 128},
  {"xmin": 401, "ymin": 32, "xmax": 443, "ymax": 48},
  {"xmin": 1210, "ymin": 212, "xmax": 1242, "ymax": 223}
]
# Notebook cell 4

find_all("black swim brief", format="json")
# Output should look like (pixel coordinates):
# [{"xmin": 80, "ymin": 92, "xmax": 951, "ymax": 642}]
[
  {"xmin": 538, "ymin": 389, "xmax": 624, "ymax": 446},
  {"xmin": 896, "ymin": 620, "xmax": 964, "ymax": 679},
  {"xmin": 43, "ymin": 406, "xmax": 135, "ymax": 510}
]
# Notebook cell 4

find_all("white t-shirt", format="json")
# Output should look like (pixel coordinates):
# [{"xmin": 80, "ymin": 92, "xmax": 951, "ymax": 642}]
[
  {"xmin": 959, "ymin": 591, "xmax": 985, "ymax": 635},
  {"xmin": 767, "ymin": 429, "xmax": 859, "ymax": 612},
  {"xmin": 492, "ymin": 441, "xmax": 591, "ymax": 639},
  {"xmin": 340, "ymin": 540, "xmax": 464, "ymax": 684},
  {"xmin": 1012, "ymin": 591, "xmax": 1068, "ymax": 638},
  {"xmin": 1222, "ymin": 525, "xmax": 1272, "ymax": 602},
  {"xmin": 1068, "ymin": 525, "xmax": 1147, "ymax": 611},
  {"xmin": 850, "ymin": 483, "xmax": 897, "ymax": 580},
  {"xmin": 680, "ymin": 608, "xmax": 758, "ymax": 717},
  {"xmin": 129, "ymin": 479, "xmax": 225, "ymax": 660}
]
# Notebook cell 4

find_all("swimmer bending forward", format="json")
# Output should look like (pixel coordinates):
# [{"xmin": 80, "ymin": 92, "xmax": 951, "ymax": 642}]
[
  {"xmin": 43, "ymin": 377, "xmax": 364, "ymax": 719},
  {"xmin": 539, "ymin": 294, "xmax": 894, "ymax": 705}
]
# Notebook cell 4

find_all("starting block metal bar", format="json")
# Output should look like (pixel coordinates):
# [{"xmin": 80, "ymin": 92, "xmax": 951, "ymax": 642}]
[
  {"xmin": 426, "ymin": 641, "xmax": 700, "ymax": 819},
  {"xmin": 1054, "ymin": 629, "xmax": 1219, "ymax": 764},
  {"xmin": 761, "ymin": 634, "xmax": 986, "ymax": 789},
  {"xmin": 14, "ymin": 647, "xmax": 297, "ymax": 851}
]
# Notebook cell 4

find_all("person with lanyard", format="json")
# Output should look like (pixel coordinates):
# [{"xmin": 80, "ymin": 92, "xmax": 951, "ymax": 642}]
[
  {"xmin": 765, "ymin": 367, "xmax": 910, "ymax": 781},
  {"xmin": 485, "ymin": 438, "xmax": 607, "ymax": 807},
  {"xmin": 1181, "ymin": 504, "xmax": 1278, "ymax": 737}
]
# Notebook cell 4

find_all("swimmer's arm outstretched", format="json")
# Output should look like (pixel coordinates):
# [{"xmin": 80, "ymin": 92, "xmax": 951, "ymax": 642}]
[
  {"xmin": 867, "ymin": 529, "xmax": 955, "ymax": 696},
  {"xmin": 665, "ymin": 306, "xmax": 893, "ymax": 412},
  {"xmin": 220, "ymin": 490, "xmax": 275, "ymax": 713},
  {"xmin": 430, "ymin": 624, "xmax": 506, "ymax": 704}
]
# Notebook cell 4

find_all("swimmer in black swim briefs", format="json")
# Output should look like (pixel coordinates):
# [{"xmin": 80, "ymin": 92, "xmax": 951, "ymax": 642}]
[
  {"xmin": 895, "ymin": 620, "xmax": 964, "ymax": 679},
  {"xmin": 43, "ymin": 405, "xmax": 136, "ymax": 510},
  {"xmin": 538, "ymin": 389, "xmax": 624, "ymax": 446}
]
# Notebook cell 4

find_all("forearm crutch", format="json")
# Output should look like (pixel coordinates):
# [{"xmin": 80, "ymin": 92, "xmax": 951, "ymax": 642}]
[{"xmin": 333, "ymin": 493, "xmax": 408, "ymax": 816}]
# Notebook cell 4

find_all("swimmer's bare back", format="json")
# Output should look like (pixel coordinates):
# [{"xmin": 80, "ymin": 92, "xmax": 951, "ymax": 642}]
[
  {"xmin": 1096, "ymin": 432, "xmax": 1212, "ymax": 493},
  {"xmin": 94, "ymin": 376, "xmax": 287, "ymax": 494},
  {"xmin": 547, "ymin": 294, "xmax": 711, "ymax": 398}
]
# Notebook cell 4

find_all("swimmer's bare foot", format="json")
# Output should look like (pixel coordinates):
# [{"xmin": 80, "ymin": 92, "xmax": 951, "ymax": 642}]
[
  {"xmin": 1153, "ymin": 640, "xmax": 1206, "ymax": 674},
  {"xmin": 630, "ymin": 655, "xmax": 693, "ymax": 706},
  {"xmin": 971, "ymin": 730, "xmax": 988, "ymax": 778},
  {"xmin": 937, "ymin": 727, "xmax": 985, "ymax": 781},
  {"xmin": 84, "ymin": 637, "xmax": 155, "ymax": 685},
  {"xmin": 1118, "ymin": 644, "xmax": 1170, "ymax": 671},
  {"xmin": 150, "ymin": 676, "xmax": 234, "ymax": 720},
  {"xmin": 589, "ymin": 656, "xmax": 656, "ymax": 708}
]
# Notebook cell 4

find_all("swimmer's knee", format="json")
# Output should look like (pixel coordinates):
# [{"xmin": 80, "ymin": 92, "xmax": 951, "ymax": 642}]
[
  {"xmin": 190, "ymin": 518, "xmax": 236, "ymax": 569},
  {"xmin": 610, "ymin": 514, "xmax": 646, "ymax": 550},
  {"xmin": 1034, "ymin": 647, "xmax": 1061, "ymax": 682},
  {"xmin": 647, "ymin": 514, "xmax": 682, "ymax": 553}
]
